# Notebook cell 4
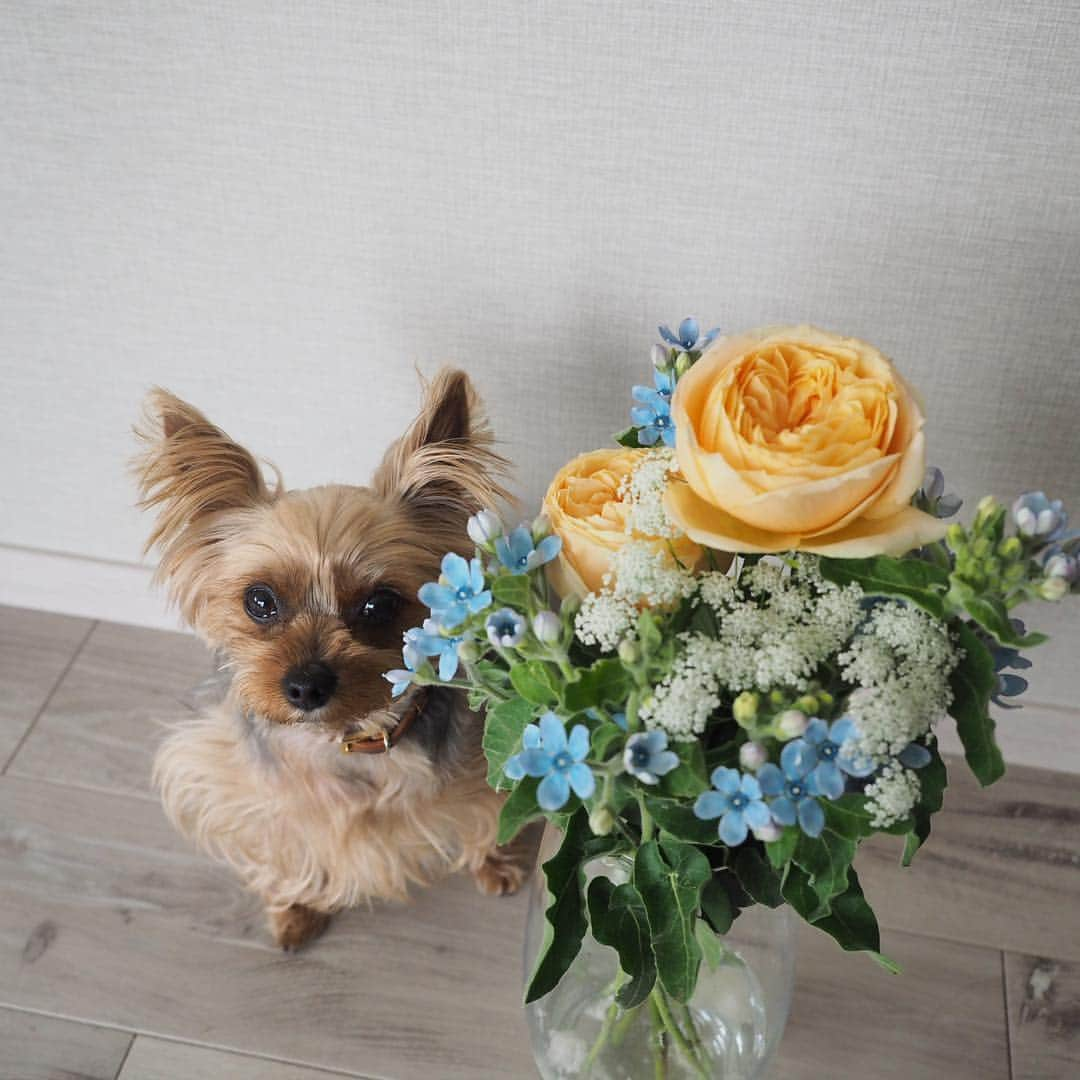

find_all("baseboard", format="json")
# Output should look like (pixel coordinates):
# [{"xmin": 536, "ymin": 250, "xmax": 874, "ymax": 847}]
[{"xmin": 0, "ymin": 543, "xmax": 187, "ymax": 633}]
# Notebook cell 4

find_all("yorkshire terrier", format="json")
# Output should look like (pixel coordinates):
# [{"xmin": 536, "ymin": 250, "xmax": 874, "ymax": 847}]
[{"xmin": 135, "ymin": 370, "xmax": 532, "ymax": 950}]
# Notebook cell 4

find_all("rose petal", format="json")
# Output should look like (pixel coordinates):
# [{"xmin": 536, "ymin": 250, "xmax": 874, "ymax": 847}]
[
  {"xmin": 799, "ymin": 505, "xmax": 949, "ymax": 557},
  {"xmin": 664, "ymin": 480, "xmax": 802, "ymax": 553}
]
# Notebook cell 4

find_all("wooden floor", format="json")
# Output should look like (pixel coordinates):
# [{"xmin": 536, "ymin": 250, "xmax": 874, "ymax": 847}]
[{"xmin": 1, "ymin": 604, "xmax": 1078, "ymax": 1080}]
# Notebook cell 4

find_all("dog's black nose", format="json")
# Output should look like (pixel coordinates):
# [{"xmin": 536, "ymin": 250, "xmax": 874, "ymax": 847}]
[{"xmin": 282, "ymin": 662, "xmax": 338, "ymax": 712}]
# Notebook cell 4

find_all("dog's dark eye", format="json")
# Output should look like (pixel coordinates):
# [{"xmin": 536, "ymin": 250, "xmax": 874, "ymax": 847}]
[
  {"xmin": 244, "ymin": 585, "xmax": 280, "ymax": 623},
  {"xmin": 354, "ymin": 588, "xmax": 402, "ymax": 625}
]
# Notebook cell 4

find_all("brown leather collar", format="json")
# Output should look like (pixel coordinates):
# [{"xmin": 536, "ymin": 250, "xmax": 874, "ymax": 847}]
[{"xmin": 339, "ymin": 689, "xmax": 430, "ymax": 755}]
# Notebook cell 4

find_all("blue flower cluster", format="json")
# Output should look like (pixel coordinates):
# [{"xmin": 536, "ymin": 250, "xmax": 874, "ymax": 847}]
[
  {"xmin": 694, "ymin": 717, "xmax": 924, "ymax": 842},
  {"xmin": 383, "ymin": 513, "xmax": 563, "ymax": 699},
  {"xmin": 626, "ymin": 316, "xmax": 720, "ymax": 448}
]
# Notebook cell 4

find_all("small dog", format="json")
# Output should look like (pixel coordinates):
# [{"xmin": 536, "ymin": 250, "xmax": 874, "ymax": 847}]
[{"xmin": 135, "ymin": 370, "xmax": 531, "ymax": 949}]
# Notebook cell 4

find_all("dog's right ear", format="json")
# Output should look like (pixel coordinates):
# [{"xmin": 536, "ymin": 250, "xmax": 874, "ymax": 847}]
[{"xmin": 133, "ymin": 388, "xmax": 274, "ymax": 568}]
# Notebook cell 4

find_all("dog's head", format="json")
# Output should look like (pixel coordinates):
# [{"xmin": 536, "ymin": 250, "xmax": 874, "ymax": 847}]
[{"xmin": 134, "ymin": 370, "xmax": 507, "ymax": 730}]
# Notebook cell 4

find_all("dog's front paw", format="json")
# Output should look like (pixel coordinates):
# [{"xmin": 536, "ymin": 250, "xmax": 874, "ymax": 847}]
[
  {"xmin": 472, "ymin": 846, "xmax": 532, "ymax": 897},
  {"xmin": 269, "ymin": 903, "xmax": 331, "ymax": 951}
]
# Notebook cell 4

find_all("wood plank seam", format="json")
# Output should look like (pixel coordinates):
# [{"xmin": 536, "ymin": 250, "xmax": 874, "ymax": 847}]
[{"xmin": 0, "ymin": 617, "xmax": 98, "ymax": 775}]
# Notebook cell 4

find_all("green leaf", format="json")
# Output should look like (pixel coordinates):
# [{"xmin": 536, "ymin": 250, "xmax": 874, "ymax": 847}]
[
  {"xmin": 820, "ymin": 556, "xmax": 949, "ymax": 619},
  {"xmin": 792, "ymin": 827, "xmax": 858, "ymax": 917},
  {"xmin": 694, "ymin": 918, "xmax": 727, "ymax": 972},
  {"xmin": 482, "ymin": 697, "xmax": 535, "ymax": 790},
  {"xmin": 658, "ymin": 740, "xmax": 710, "ymax": 799},
  {"xmin": 699, "ymin": 874, "xmax": 737, "ymax": 935},
  {"xmin": 587, "ymin": 878, "xmax": 657, "ymax": 1009},
  {"xmin": 636, "ymin": 610, "xmax": 664, "ymax": 655},
  {"xmin": 633, "ymin": 838, "xmax": 712, "ymax": 1003},
  {"xmin": 509, "ymin": 660, "xmax": 561, "ymax": 707},
  {"xmin": 525, "ymin": 811, "xmax": 615, "ymax": 1004},
  {"xmin": 822, "ymin": 795, "xmax": 875, "ymax": 841},
  {"xmin": 491, "ymin": 573, "xmax": 533, "ymax": 610},
  {"xmin": 809, "ymin": 868, "xmax": 884, "ymax": 957},
  {"xmin": 497, "ymin": 779, "xmax": 544, "ymax": 845},
  {"xmin": 614, "ymin": 426, "xmax": 644, "ymax": 448},
  {"xmin": 644, "ymin": 795, "xmax": 722, "ymax": 846},
  {"xmin": 590, "ymin": 721, "xmax": 626, "ymax": 762},
  {"xmin": 765, "ymin": 827, "xmax": 799, "ymax": 870},
  {"xmin": 562, "ymin": 659, "xmax": 632, "ymax": 714},
  {"xmin": 781, "ymin": 863, "xmax": 824, "ymax": 921},
  {"xmin": 732, "ymin": 846, "xmax": 784, "ymax": 908},
  {"xmin": 902, "ymin": 744, "xmax": 948, "ymax": 865},
  {"xmin": 951, "ymin": 583, "xmax": 1048, "ymax": 647},
  {"xmin": 949, "ymin": 621, "xmax": 1005, "ymax": 786}
]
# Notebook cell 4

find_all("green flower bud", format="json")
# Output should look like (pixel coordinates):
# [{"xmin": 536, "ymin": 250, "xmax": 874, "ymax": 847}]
[
  {"xmin": 588, "ymin": 806, "xmax": 615, "ymax": 836},
  {"xmin": 817, "ymin": 690, "xmax": 834, "ymax": 707},
  {"xmin": 1039, "ymin": 576, "xmax": 1069, "ymax": 602},
  {"xmin": 972, "ymin": 537, "xmax": 992, "ymax": 559},
  {"xmin": 457, "ymin": 640, "xmax": 481, "ymax": 663},
  {"xmin": 769, "ymin": 689, "xmax": 785, "ymax": 706},
  {"xmin": 795, "ymin": 695, "xmax": 819, "ymax": 715},
  {"xmin": 733, "ymin": 691, "xmax": 759, "ymax": 727},
  {"xmin": 998, "ymin": 537, "xmax": 1022, "ymax": 560},
  {"xmin": 617, "ymin": 639, "xmax": 641, "ymax": 665},
  {"xmin": 674, "ymin": 351, "xmax": 695, "ymax": 378},
  {"xmin": 946, "ymin": 523, "xmax": 966, "ymax": 549}
]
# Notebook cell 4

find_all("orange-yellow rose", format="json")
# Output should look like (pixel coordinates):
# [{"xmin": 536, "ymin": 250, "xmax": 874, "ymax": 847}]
[
  {"xmin": 544, "ymin": 448, "xmax": 701, "ymax": 597},
  {"xmin": 665, "ymin": 325, "xmax": 947, "ymax": 556}
]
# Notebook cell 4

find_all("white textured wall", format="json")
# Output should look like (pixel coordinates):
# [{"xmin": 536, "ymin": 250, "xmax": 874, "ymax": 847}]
[{"xmin": 1, "ymin": 1, "xmax": 1078, "ymax": 748}]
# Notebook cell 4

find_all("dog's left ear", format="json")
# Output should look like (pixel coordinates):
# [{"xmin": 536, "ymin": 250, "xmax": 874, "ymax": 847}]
[{"xmin": 372, "ymin": 367, "xmax": 509, "ymax": 516}]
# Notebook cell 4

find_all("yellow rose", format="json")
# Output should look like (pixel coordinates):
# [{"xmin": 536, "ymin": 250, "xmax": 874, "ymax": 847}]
[
  {"xmin": 544, "ymin": 448, "xmax": 701, "ymax": 597},
  {"xmin": 665, "ymin": 325, "xmax": 947, "ymax": 556}
]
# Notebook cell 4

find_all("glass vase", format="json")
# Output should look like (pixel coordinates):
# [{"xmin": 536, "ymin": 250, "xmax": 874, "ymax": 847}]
[{"xmin": 523, "ymin": 831, "xmax": 796, "ymax": 1080}]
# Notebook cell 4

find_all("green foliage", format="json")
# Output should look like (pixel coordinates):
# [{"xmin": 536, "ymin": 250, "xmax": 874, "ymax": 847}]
[
  {"xmin": 525, "ymin": 811, "xmax": 617, "ymax": 1004},
  {"xmin": 482, "ymin": 697, "xmax": 535, "ymax": 790},
  {"xmin": 732, "ymin": 846, "xmax": 784, "ymax": 908},
  {"xmin": 644, "ymin": 795, "xmax": 722, "ymax": 846},
  {"xmin": 587, "ymin": 877, "xmax": 657, "ymax": 1008},
  {"xmin": 509, "ymin": 660, "xmax": 561, "ymax": 707},
  {"xmin": 949, "ymin": 621, "xmax": 1005, "ymax": 786},
  {"xmin": 491, "ymin": 573, "xmax": 533, "ymax": 610},
  {"xmin": 699, "ymin": 873, "xmax": 738, "ymax": 935},
  {"xmin": 791, "ymin": 827, "xmax": 858, "ymax": 921},
  {"xmin": 809, "ymin": 869, "xmax": 885, "ymax": 958},
  {"xmin": 590, "ymin": 721, "xmax": 627, "ymax": 762},
  {"xmin": 949, "ymin": 581, "xmax": 1047, "ymax": 647},
  {"xmin": 614, "ymin": 425, "xmax": 644, "ymax": 448},
  {"xmin": 902, "ymin": 745, "xmax": 948, "ymax": 866},
  {"xmin": 694, "ymin": 918, "xmax": 727, "ymax": 972},
  {"xmin": 821, "ymin": 795, "xmax": 876, "ymax": 841},
  {"xmin": 765, "ymin": 827, "xmax": 799, "ymax": 870},
  {"xmin": 658, "ymin": 740, "xmax": 710, "ymax": 799},
  {"xmin": 497, "ymin": 779, "xmax": 544, "ymax": 845},
  {"xmin": 819, "ymin": 556, "xmax": 949, "ymax": 619},
  {"xmin": 562, "ymin": 659, "xmax": 632, "ymax": 713},
  {"xmin": 633, "ymin": 838, "xmax": 712, "ymax": 1003}
]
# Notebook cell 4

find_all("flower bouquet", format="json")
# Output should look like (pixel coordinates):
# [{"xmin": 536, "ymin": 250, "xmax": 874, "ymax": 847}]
[{"xmin": 386, "ymin": 322, "xmax": 1078, "ymax": 1078}]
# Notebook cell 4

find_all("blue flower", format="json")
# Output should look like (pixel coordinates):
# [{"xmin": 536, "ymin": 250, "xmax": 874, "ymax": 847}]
[
  {"xmin": 418, "ymin": 552, "xmax": 492, "ymax": 629},
  {"xmin": 989, "ymin": 624, "xmax": 1032, "ymax": 708},
  {"xmin": 757, "ymin": 740, "xmax": 825, "ymax": 838},
  {"xmin": 407, "ymin": 618, "xmax": 468, "ymax": 681},
  {"xmin": 495, "ymin": 525, "xmax": 562, "ymax": 575},
  {"xmin": 623, "ymin": 730, "xmax": 680, "ymax": 785},
  {"xmin": 803, "ymin": 717, "xmax": 875, "ymax": 799},
  {"xmin": 383, "ymin": 624, "xmax": 429, "ymax": 697},
  {"xmin": 383, "ymin": 667, "xmax": 415, "ymax": 698},
  {"xmin": 915, "ymin": 466, "xmax": 963, "ymax": 519},
  {"xmin": 658, "ymin": 317, "xmax": 720, "ymax": 354},
  {"xmin": 1043, "ymin": 547, "xmax": 1078, "ymax": 584},
  {"xmin": 486, "ymin": 607, "xmax": 526, "ymax": 648},
  {"xmin": 630, "ymin": 389, "xmax": 675, "ymax": 447},
  {"xmin": 694, "ymin": 767, "xmax": 771, "ymax": 846},
  {"xmin": 503, "ymin": 713, "xmax": 594, "ymax": 811},
  {"xmin": 503, "ymin": 723, "xmax": 542, "ymax": 781},
  {"xmin": 898, "ymin": 742, "xmax": 933, "ymax": 769},
  {"xmin": 1012, "ymin": 492, "xmax": 1070, "ymax": 542}
]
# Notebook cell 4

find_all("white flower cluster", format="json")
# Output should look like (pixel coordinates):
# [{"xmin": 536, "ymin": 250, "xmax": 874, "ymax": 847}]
[
  {"xmin": 574, "ymin": 540, "xmax": 697, "ymax": 652},
  {"xmin": 695, "ymin": 556, "xmax": 864, "ymax": 693},
  {"xmin": 640, "ymin": 556, "xmax": 864, "ymax": 737},
  {"xmin": 619, "ymin": 448, "xmax": 680, "ymax": 538},
  {"xmin": 839, "ymin": 601, "xmax": 958, "ymax": 763},
  {"xmin": 574, "ymin": 592, "xmax": 637, "ymax": 653},
  {"xmin": 864, "ymin": 761, "xmax": 922, "ymax": 828},
  {"xmin": 639, "ymin": 633, "xmax": 724, "ymax": 737}
]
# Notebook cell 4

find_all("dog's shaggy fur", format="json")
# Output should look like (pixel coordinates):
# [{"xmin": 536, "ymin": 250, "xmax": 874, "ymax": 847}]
[{"xmin": 135, "ymin": 371, "xmax": 531, "ymax": 949}]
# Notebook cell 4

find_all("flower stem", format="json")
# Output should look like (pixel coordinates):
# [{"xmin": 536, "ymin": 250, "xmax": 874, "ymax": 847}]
[
  {"xmin": 651, "ymin": 989, "xmax": 710, "ymax": 1079},
  {"xmin": 649, "ymin": 995, "xmax": 668, "ymax": 1079},
  {"xmin": 638, "ymin": 793, "xmax": 655, "ymax": 843}
]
